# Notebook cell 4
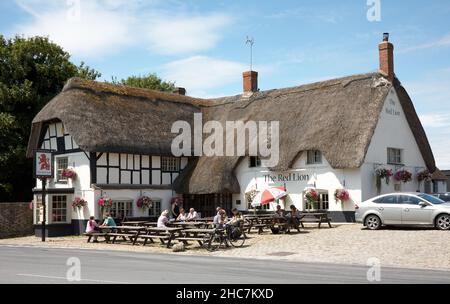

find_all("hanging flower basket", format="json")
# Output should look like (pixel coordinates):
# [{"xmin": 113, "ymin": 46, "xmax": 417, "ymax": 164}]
[
  {"xmin": 394, "ymin": 169, "xmax": 412, "ymax": 183},
  {"xmin": 72, "ymin": 197, "xmax": 87, "ymax": 210},
  {"xmin": 305, "ymin": 189, "xmax": 319, "ymax": 210},
  {"xmin": 62, "ymin": 168, "xmax": 77, "ymax": 180},
  {"xmin": 98, "ymin": 197, "xmax": 113, "ymax": 213},
  {"xmin": 245, "ymin": 190, "xmax": 258, "ymax": 203},
  {"xmin": 137, "ymin": 195, "xmax": 153, "ymax": 210},
  {"xmin": 375, "ymin": 167, "xmax": 393, "ymax": 188},
  {"xmin": 334, "ymin": 189, "xmax": 350, "ymax": 203},
  {"xmin": 417, "ymin": 169, "xmax": 432, "ymax": 183}
]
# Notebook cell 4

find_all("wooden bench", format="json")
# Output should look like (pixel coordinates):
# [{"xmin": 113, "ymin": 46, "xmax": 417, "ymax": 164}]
[
  {"xmin": 176, "ymin": 237, "xmax": 206, "ymax": 246},
  {"xmin": 84, "ymin": 233, "xmax": 108, "ymax": 243},
  {"xmin": 138, "ymin": 234, "xmax": 170, "ymax": 246},
  {"xmin": 299, "ymin": 213, "xmax": 333, "ymax": 228},
  {"xmin": 107, "ymin": 233, "xmax": 138, "ymax": 244}
]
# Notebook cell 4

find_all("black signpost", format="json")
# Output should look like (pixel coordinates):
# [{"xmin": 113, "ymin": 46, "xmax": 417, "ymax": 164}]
[{"xmin": 33, "ymin": 150, "xmax": 54, "ymax": 242}]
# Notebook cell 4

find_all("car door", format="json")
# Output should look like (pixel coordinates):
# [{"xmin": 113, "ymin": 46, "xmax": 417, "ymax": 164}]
[
  {"xmin": 375, "ymin": 195, "xmax": 402, "ymax": 224},
  {"xmin": 399, "ymin": 195, "xmax": 434, "ymax": 225}
]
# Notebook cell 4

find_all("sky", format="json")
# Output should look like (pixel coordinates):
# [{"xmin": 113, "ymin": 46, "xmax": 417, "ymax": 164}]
[{"xmin": 1, "ymin": 0, "xmax": 450, "ymax": 168}]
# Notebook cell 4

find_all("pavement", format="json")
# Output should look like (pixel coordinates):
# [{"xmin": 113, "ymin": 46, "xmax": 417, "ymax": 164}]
[{"xmin": 1, "ymin": 245, "xmax": 449, "ymax": 284}]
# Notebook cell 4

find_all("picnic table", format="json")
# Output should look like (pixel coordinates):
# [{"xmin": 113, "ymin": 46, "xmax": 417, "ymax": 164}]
[
  {"xmin": 299, "ymin": 212, "xmax": 333, "ymax": 228},
  {"xmin": 168, "ymin": 221, "xmax": 209, "ymax": 229},
  {"xmin": 177, "ymin": 228, "xmax": 216, "ymax": 249},
  {"xmin": 121, "ymin": 221, "xmax": 148, "ymax": 226},
  {"xmin": 137, "ymin": 227, "xmax": 184, "ymax": 248},
  {"xmin": 244, "ymin": 215, "xmax": 276, "ymax": 234},
  {"xmin": 102, "ymin": 226, "xmax": 147, "ymax": 245},
  {"xmin": 143, "ymin": 222, "xmax": 158, "ymax": 227}
]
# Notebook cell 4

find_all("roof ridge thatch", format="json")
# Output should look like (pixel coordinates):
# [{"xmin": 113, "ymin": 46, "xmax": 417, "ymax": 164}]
[{"xmin": 63, "ymin": 77, "xmax": 213, "ymax": 107}]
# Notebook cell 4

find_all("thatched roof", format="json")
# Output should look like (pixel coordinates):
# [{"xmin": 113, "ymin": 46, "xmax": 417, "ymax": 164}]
[
  {"xmin": 27, "ymin": 78, "xmax": 204, "ymax": 157},
  {"xmin": 27, "ymin": 73, "xmax": 437, "ymax": 194},
  {"xmin": 431, "ymin": 168, "xmax": 448, "ymax": 181}
]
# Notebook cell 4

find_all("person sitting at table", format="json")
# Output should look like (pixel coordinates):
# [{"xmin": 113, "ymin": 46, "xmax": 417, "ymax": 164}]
[
  {"xmin": 186, "ymin": 208, "xmax": 199, "ymax": 221},
  {"xmin": 85, "ymin": 216, "xmax": 100, "ymax": 242},
  {"xmin": 287, "ymin": 205, "xmax": 300, "ymax": 229},
  {"xmin": 157, "ymin": 210, "xmax": 170, "ymax": 228},
  {"xmin": 213, "ymin": 209, "xmax": 228, "ymax": 228},
  {"xmin": 100, "ymin": 212, "xmax": 117, "ymax": 227},
  {"xmin": 228, "ymin": 208, "xmax": 243, "ymax": 227},
  {"xmin": 275, "ymin": 205, "xmax": 285, "ymax": 217},
  {"xmin": 176, "ymin": 208, "xmax": 188, "ymax": 221}
]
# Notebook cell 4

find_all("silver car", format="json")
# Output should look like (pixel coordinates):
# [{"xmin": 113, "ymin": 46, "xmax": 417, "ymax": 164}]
[{"xmin": 355, "ymin": 193, "xmax": 450, "ymax": 230}]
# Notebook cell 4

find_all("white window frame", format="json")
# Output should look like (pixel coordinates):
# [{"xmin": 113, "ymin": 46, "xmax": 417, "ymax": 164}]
[
  {"xmin": 307, "ymin": 150, "xmax": 322, "ymax": 165},
  {"xmin": 161, "ymin": 157, "xmax": 180, "ymax": 172},
  {"xmin": 148, "ymin": 200, "xmax": 162, "ymax": 217},
  {"xmin": 56, "ymin": 157, "xmax": 69, "ymax": 183},
  {"xmin": 51, "ymin": 195, "xmax": 68, "ymax": 224},
  {"xmin": 387, "ymin": 148, "xmax": 403, "ymax": 165},
  {"xmin": 34, "ymin": 195, "xmax": 44, "ymax": 224},
  {"xmin": 110, "ymin": 200, "xmax": 133, "ymax": 219}
]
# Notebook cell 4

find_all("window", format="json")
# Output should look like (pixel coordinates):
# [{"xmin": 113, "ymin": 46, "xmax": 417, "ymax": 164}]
[
  {"xmin": 387, "ymin": 148, "xmax": 402, "ymax": 165},
  {"xmin": 110, "ymin": 201, "xmax": 133, "ymax": 219},
  {"xmin": 317, "ymin": 193, "xmax": 329, "ymax": 210},
  {"xmin": 51, "ymin": 195, "xmax": 67, "ymax": 223},
  {"xmin": 433, "ymin": 181, "xmax": 439, "ymax": 194},
  {"xmin": 307, "ymin": 150, "xmax": 322, "ymax": 164},
  {"xmin": 249, "ymin": 156, "xmax": 261, "ymax": 168},
  {"xmin": 236, "ymin": 200, "xmax": 241, "ymax": 206},
  {"xmin": 161, "ymin": 157, "xmax": 180, "ymax": 172},
  {"xmin": 398, "ymin": 195, "xmax": 422, "ymax": 205},
  {"xmin": 35, "ymin": 196, "xmax": 43, "ymax": 224},
  {"xmin": 381, "ymin": 195, "xmax": 398, "ymax": 204},
  {"xmin": 56, "ymin": 157, "xmax": 68, "ymax": 183},
  {"xmin": 148, "ymin": 201, "xmax": 162, "ymax": 217}
]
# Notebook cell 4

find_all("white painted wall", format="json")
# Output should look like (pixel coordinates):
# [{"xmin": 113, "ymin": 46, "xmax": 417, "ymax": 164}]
[
  {"xmin": 362, "ymin": 87, "xmax": 427, "ymax": 200},
  {"xmin": 232, "ymin": 154, "xmax": 362, "ymax": 212}
]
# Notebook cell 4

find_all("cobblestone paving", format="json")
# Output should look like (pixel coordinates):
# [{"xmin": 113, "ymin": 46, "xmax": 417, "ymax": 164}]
[{"xmin": 1, "ymin": 224, "xmax": 449, "ymax": 270}]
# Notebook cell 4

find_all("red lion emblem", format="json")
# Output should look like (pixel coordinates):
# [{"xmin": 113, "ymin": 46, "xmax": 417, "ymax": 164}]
[{"xmin": 38, "ymin": 153, "xmax": 50, "ymax": 171}]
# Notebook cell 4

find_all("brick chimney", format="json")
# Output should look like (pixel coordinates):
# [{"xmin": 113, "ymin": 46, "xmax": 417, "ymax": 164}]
[
  {"xmin": 173, "ymin": 87, "xmax": 186, "ymax": 96},
  {"xmin": 243, "ymin": 71, "xmax": 258, "ymax": 93},
  {"xmin": 379, "ymin": 33, "xmax": 394, "ymax": 82}
]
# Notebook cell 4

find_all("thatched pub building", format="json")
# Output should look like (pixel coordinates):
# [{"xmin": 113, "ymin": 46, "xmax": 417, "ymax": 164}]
[{"xmin": 27, "ymin": 35, "xmax": 446, "ymax": 236}]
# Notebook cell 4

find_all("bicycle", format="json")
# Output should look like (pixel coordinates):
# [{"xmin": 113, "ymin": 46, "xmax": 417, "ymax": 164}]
[{"xmin": 202, "ymin": 224, "xmax": 246, "ymax": 252}]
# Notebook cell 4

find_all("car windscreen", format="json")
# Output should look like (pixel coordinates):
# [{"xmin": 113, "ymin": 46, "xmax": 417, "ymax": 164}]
[
  {"xmin": 439, "ymin": 195, "xmax": 450, "ymax": 202},
  {"xmin": 418, "ymin": 194, "xmax": 446, "ymax": 205}
]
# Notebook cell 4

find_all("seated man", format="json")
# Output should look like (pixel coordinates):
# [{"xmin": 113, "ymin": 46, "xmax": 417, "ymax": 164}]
[
  {"xmin": 157, "ymin": 210, "xmax": 170, "ymax": 228},
  {"xmin": 186, "ymin": 208, "xmax": 199, "ymax": 221},
  {"xmin": 213, "ymin": 209, "xmax": 228, "ymax": 228},
  {"xmin": 228, "ymin": 208, "xmax": 243, "ymax": 227},
  {"xmin": 287, "ymin": 205, "xmax": 300, "ymax": 229},
  {"xmin": 275, "ymin": 205, "xmax": 285, "ymax": 217},
  {"xmin": 100, "ymin": 212, "xmax": 117, "ymax": 227}
]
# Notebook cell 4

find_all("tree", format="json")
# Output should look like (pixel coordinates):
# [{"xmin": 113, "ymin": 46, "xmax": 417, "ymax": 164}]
[
  {"xmin": 0, "ymin": 35, "xmax": 101, "ymax": 202},
  {"xmin": 112, "ymin": 73, "xmax": 176, "ymax": 92}
]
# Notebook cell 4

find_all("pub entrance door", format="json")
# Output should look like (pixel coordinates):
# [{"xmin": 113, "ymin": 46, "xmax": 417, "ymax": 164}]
[{"xmin": 183, "ymin": 194, "xmax": 232, "ymax": 217}]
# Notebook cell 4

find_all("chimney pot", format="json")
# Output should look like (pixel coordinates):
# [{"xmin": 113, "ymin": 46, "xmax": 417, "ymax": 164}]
[
  {"xmin": 173, "ymin": 87, "xmax": 186, "ymax": 96},
  {"xmin": 243, "ymin": 71, "xmax": 258, "ymax": 93},
  {"xmin": 379, "ymin": 33, "xmax": 394, "ymax": 82}
]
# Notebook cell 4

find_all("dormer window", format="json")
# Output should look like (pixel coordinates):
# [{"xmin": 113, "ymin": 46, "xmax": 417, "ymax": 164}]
[
  {"xmin": 249, "ymin": 156, "xmax": 261, "ymax": 168},
  {"xmin": 307, "ymin": 150, "xmax": 322, "ymax": 164}
]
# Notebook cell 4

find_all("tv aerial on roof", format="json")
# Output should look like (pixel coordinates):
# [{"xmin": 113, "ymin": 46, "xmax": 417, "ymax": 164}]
[{"xmin": 246, "ymin": 36, "xmax": 255, "ymax": 71}]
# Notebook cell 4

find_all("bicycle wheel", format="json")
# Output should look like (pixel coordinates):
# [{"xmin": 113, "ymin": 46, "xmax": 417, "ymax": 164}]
[
  {"xmin": 203, "ymin": 232, "xmax": 222, "ymax": 252},
  {"xmin": 229, "ymin": 228, "xmax": 245, "ymax": 248}
]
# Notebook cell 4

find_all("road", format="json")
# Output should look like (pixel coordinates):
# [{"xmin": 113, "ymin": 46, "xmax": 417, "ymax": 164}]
[{"xmin": 0, "ymin": 245, "xmax": 449, "ymax": 284}]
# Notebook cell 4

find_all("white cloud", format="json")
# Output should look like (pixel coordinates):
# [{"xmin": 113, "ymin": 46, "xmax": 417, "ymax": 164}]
[
  {"xmin": 400, "ymin": 33, "xmax": 450, "ymax": 53},
  {"xmin": 15, "ymin": 0, "xmax": 135, "ymax": 57},
  {"xmin": 419, "ymin": 114, "xmax": 450, "ymax": 129},
  {"xmin": 13, "ymin": 0, "xmax": 232, "ymax": 58},
  {"xmin": 161, "ymin": 56, "xmax": 247, "ymax": 97},
  {"xmin": 146, "ymin": 14, "xmax": 232, "ymax": 55}
]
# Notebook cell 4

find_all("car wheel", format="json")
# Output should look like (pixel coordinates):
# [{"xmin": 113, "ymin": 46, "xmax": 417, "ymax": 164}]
[
  {"xmin": 435, "ymin": 214, "xmax": 450, "ymax": 230},
  {"xmin": 365, "ymin": 215, "xmax": 381, "ymax": 230}
]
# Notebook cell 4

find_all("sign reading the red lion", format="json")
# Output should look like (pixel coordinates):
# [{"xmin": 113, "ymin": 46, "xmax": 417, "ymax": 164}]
[{"xmin": 33, "ymin": 150, "xmax": 54, "ymax": 179}]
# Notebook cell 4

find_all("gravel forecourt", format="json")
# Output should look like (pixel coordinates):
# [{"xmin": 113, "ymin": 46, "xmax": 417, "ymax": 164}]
[{"xmin": 1, "ymin": 224, "xmax": 449, "ymax": 271}]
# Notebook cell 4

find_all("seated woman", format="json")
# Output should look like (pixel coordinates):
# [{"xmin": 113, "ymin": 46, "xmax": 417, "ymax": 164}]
[
  {"xmin": 275, "ymin": 205, "xmax": 285, "ymax": 217},
  {"xmin": 176, "ymin": 208, "xmax": 188, "ymax": 221},
  {"xmin": 157, "ymin": 210, "xmax": 170, "ymax": 228},
  {"xmin": 287, "ymin": 205, "xmax": 300, "ymax": 228},
  {"xmin": 186, "ymin": 208, "xmax": 199, "ymax": 221},
  {"xmin": 85, "ymin": 216, "xmax": 99, "ymax": 242},
  {"xmin": 213, "ymin": 209, "xmax": 228, "ymax": 228},
  {"xmin": 228, "ymin": 208, "xmax": 243, "ymax": 227}
]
